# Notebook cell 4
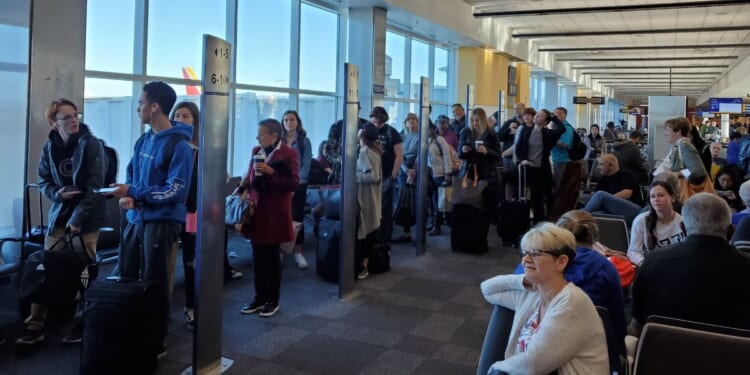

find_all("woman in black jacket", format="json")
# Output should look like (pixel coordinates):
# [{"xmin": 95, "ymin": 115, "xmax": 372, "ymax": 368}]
[
  {"xmin": 458, "ymin": 108, "xmax": 501, "ymax": 223},
  {"xmin": 514, "ymin": 109, "xmax": 565, "ymax": 223}
]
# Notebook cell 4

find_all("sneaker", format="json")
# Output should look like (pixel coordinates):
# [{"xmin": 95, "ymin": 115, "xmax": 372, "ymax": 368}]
[
  {"xmin": 230, "ymin": 269, "xmax": 243, "ymax": 279},
  {"xmin": 15, "ymin": 329, "xmax": 44, "ymax": 345},
  {"xmin": 294, "ymin": 253, "xmax": 308, "ymax": 269},
  {"xmin": 184, "ymin": 308, "xmax": 195, "ymax": 331},
  {"xmin": 157, "ymin": 345, "xmax": 168, "ymax": 360},
  {"xmin": 240, "ymin": 300, "xmax": 265, "ymax": 315},
  {"xmin": 61, "ymin": 324, "xmax": 83, "ymax": 344},
  {"xmin": 357, "ymin": 269, "xmax": 369, "ymax": 280},
  {"xmin": 259, "ymin": 302, "xmax": 279, "ymax": 318}
]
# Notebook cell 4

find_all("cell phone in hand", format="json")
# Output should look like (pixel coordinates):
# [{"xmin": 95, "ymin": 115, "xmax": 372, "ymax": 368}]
[{"xmin": 95, "ymin": 187, "xmax": 118, "ymax": 194}]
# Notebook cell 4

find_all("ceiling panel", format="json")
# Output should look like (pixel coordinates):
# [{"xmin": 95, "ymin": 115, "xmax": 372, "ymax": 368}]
[{"xmin": 465, "ymin": 0, "xmax": 750, "ymax": 103}]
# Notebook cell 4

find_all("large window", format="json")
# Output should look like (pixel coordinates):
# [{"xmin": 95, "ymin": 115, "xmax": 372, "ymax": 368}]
[
  {"xmin": 147, "ymin": 0, "xmax": 227, "ymax": 79},
  {"xmin": 236, "ymin": 0, "xmax": 291, "ymax": 87},
  {"xmin": 299, "ymin": 3, "xmax": 338, "ymax": 92},
  {"xmin": 0, "ymin": 2, "xmax": 30, "ymax": 234},
  {"xmin": 85, "ymin": 0, "xmax": 341, "ymax": 177},
  {"xmin": 385, "ymin": 31, "xmax": 454, "ymax": 123},
  {"xmin": 85, "ymin": 0, "xmax": 135, "ymax": 73}
]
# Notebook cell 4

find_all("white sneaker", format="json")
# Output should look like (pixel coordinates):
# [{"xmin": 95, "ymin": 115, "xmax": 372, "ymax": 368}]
[{"xmin": 294, "ymin": 253, "xmax": 308, "ymax": 269}]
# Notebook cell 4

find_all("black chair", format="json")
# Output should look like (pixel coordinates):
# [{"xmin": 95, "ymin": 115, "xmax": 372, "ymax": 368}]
[
  {"xmin": 593, "ymin": 215, "xmax": 630, "ymax": 252},
  {"xmin": 646, "ymin": 315, "xmax": 750, "ymax": 338},
  {"xmin": 596, "ymin": 306, "xmax": 627, "ymax": 375},
  {"xmin": 476, "ymin": 305, "xmax": 515, "ymax": 375},
  {"xmin": 632, "ymin": 322, "xmax": 750, "ymax": 375}
]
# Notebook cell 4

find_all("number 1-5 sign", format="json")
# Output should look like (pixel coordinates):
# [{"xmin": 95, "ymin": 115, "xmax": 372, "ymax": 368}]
[{"xmin": 214, "ymin": 47, "xmax": 230, "ymax": 59}]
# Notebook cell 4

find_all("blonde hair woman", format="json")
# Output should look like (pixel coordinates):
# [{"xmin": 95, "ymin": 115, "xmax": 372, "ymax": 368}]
[{"xmin": 481, "ymin": 222, "xmax": 608, "ymax": 374}]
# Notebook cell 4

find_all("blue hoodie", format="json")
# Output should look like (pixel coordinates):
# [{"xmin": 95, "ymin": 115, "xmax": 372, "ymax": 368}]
[
  {"xmin": 514, "ymin": 246, "xmax": 626, "ymax": 344},
  {"xmin": 125, "ymin": 121, "xmax": 194, "ymax": 224}
]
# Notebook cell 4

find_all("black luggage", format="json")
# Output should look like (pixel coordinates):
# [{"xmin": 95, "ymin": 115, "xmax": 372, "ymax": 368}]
[
  {"xmin": 450, "ymin": 204, "xmax": 489, "ymax": 254},
  {"xmin": 498, "ymin": 165, "xmax": 531, "ymax": 246},
  {"xmin": 316, "ymin": 219, "xmax": 340, "ymax": 283},
  {"xmin": 368, "ymin": 241, "xmax": 391, "ymax": 274},
  {"xmin": 80, "ymin": 277, "xmax": 159, "ymax": 375}
]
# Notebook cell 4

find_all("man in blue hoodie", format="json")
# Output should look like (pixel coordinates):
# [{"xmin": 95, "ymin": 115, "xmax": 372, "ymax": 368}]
[{"xmin": 109, "ymin": 81, "xmax": 193, "ymax": 360}]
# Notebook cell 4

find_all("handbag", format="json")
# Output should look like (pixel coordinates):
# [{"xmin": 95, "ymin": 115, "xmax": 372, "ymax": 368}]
[
  {"xmin": 224, "ymin": 195, "xmax": 248, "ymax": 226},
  {"xmin": 451, "ymin": 164, "xmax": 488, "ymax": 209},
  {"xmin": 438, "ymin": 185, "xmax": 453, "ymax": 212},
  {"xmin": 608, "ymin": 256, "xmax": 636, "ymax": 288},
  {"xmin": 394, "ymin": 184, "xmax": 416, "ymax": 227}
]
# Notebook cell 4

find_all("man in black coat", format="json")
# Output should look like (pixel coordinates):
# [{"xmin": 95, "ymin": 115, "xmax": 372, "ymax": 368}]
[
  {"xmin": 630, "ymin": 193, "xmax": 750, "ymax": 336},
  {"xmin": 613, "ymin": 130, "xmax": 649, "ymax": 185}
]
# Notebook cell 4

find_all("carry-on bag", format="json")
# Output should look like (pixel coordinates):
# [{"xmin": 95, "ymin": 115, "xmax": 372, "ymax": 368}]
[
  {"xmin": 498, "ymin": 164, "xmax": 531, "ymax": 246},
  {"xmin": 80, "ymin": 276, "xmax": 160, "ymax": 375},
  {"xmin": 450, "ymin": 203, "xmax": 489, "ymax": 254},
  {"xmin": 316, "ymin": 219, "xmax": 340, "ymax": 283}
]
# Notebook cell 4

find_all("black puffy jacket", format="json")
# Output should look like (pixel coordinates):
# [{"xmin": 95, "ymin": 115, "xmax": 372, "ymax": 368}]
[
  {"xmin": 457, "ymin": 127, "xmax": 501, "ymax": 181},
  {"xmin": 37, "ymin": 124, "xmax": 106, "ymax": 234}
]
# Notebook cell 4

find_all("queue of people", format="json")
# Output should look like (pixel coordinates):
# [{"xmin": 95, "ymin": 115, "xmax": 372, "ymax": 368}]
[{"xmin": 14, "ymin": 86, "xmax": 750, "ymax": 375}]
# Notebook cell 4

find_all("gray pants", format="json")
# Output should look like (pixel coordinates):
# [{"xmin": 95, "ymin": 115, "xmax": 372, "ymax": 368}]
[{"xmin": 117, "ymin": 220, "xmax": 180, "ymax": 345}]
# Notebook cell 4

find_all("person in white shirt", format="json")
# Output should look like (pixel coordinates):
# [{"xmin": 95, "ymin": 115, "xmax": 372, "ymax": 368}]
[
  {"xmin": 481, "ymin": 222, "xmax": 609, "ymax": 375},
  {"xmin": 628, "ymin": 181, "xmax": 686, "ymax": 266}
]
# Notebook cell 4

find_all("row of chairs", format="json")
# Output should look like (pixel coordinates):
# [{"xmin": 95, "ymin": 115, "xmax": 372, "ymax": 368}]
[{"xmin": 476, "ymin": 305, "xmax": 750, "ymax": 375}]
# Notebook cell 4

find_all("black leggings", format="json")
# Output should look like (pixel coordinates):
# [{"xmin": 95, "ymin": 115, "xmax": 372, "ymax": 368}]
[{"xmin": 252, "ymin": 243, "xmax": 282, "ymax": 304}]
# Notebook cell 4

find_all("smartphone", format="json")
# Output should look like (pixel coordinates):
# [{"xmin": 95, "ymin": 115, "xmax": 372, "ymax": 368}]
[{"xmin": 95, "ymin": 187, "xmax": 118, "ymax": 194}]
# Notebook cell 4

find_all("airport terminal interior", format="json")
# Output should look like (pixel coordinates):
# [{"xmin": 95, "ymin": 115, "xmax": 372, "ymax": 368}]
[{"xmin": 2, "ymin": 0, "xmax": 750, "ymax": 374}]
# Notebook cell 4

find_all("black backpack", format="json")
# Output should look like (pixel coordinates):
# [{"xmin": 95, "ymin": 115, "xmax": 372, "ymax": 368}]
[
  {"xmin": 568, "ymin": 126, "xmax": 587, "ymax": 161},
  {"xmin": 100, "ymin": 141, "xmax": 118, "ymax": 186}
]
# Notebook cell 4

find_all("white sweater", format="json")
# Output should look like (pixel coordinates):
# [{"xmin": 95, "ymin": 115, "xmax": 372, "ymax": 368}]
[
  {"xmin": 628, "ymin": 211, "xmax": 685, "ymax": 266},
  {"xmin": 480, "ymin": 274, "xmax": 609, "ymax": 375}
]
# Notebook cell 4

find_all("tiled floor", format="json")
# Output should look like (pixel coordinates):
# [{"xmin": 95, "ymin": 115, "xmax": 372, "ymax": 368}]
[{"xmin": 0, "ymin": 225, "xmax": 520, "ymax": 375}]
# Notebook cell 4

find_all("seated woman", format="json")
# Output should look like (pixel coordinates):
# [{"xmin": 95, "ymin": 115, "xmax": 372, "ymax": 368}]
[
  {"xmin": 515, "ymin": 210, "xmax": 627, "ymax": 345},
  {"xmin": 714, "ymin": 166, "xmax": 744, "ymax": 212},
  {"xmin": 628, "ymin": 181, "xmax": 686, "ymax": 266},
  {"xmin": 481, "ymin": 223, "xmax": 609, "ymax": 375}
]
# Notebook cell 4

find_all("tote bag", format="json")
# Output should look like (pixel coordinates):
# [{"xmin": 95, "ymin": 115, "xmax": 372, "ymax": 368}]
[{"xmin": 451, "ymin": 164, "xmax": 488, "ymax": 209}]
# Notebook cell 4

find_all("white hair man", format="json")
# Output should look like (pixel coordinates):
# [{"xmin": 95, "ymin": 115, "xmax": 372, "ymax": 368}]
[{"xmin": 631, "ymin": 193, "xmax": 750, "ymax": 337}]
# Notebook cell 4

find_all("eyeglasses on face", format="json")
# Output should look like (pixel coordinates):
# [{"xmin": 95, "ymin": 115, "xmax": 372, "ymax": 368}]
[
  {"xmin": 519, "ymin": 249, "xmax": 562, "ymax": 258},
  {"xmin": 56, "ymin": 113, "xmax": 82, "ymax": 122}
]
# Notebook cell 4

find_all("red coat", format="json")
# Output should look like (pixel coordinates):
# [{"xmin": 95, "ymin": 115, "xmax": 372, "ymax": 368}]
[{"xmin": 241, "ymin": 144, "xmax": 299, "ymax": 245}]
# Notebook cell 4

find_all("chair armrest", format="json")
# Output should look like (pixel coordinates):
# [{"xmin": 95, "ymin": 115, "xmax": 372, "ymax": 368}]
[{"xmin": 476, "ymin": 305, "xmax": 515, "ymax": 375}]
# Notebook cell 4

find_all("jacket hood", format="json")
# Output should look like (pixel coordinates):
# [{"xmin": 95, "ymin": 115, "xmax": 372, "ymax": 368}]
[
  {"xmin": 48, "ymin": 123, "xmax": 93, "ymax": 144},
  {"xmin": 152, "ymin": 121, "xmax": 193, "ymax": 141},
  {"xmin": 566, "ymin": 246, "xmax": 608, "ymax": 284},
  {"xmin": 612, "ymin": 140, "xmax": 632, "ymax": 151}
]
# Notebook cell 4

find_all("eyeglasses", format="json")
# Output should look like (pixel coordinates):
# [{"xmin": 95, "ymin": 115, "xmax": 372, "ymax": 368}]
[
  {"xmin": 56, "ymin": 113, "xmax": 82, "ymax": 122},
  {"xmin": 519, "ymin": 249, "xmax": 562, "ymax": 258}
]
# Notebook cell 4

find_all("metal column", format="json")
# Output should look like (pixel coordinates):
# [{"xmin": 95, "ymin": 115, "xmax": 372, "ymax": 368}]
[
  {"xmin": 339, "ymin": 63, "xmax": 359, "ymax": 298},
  {"xmin": 415, "ymin": 77, "xmax": 430, "ymax": 256},
  {"xmin": 185, "ymin": 35, "xmax": 233, "ymax": 375}
]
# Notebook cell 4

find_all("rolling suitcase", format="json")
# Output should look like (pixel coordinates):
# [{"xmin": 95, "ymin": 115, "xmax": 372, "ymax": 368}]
[
  {"xmin": 498, "ymin": 165, "xmax": 531, "ymax": 246},
  {"xmin": 80, "ymin": 277, "xmax": 159, "ymax": 375},
  {"xmin": 450, "ymin": 204, "xmax": 489, "ymax": 254},
  {"xmin": 316, "ymin": 219, "xmax": 340, "ymax": 283}
]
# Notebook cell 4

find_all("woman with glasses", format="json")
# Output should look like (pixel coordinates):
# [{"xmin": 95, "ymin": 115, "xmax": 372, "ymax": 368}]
[
  {"xmin": 628, "ymin": 180, "xmax": 686, "ymax": 266},
  {"xmin": 18, "ymin": 98, "xmax": 106, "ymax": 345},
  {"xmin": 481, "ymin": 222, "xmax": 608, "ymax": 375}
]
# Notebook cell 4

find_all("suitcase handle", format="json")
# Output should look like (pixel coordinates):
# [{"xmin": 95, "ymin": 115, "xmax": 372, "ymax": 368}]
[{"xmin": 518, "ymin": 164, "xmax": 528, "ymax": 201}]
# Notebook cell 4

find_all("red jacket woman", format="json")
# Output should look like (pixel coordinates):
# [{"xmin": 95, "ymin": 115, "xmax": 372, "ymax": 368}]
[{"xmin": 239, "ymin": 119, "xmax": 299, "ymax": 317}]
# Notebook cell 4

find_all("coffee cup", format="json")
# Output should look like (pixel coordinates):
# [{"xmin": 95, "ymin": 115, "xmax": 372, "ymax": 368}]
[
  {"xmin": 254, "ymin": 155, "xmax": 266, "ymax": 176},
  {"xmin": 475, "ymin": 140, "xmax": 484, "ymax": 149}
]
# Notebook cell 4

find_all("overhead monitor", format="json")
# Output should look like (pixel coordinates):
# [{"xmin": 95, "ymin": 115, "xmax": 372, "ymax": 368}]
[
  {"xmin": 709, "ymin": 98, "xmax": 742, "ymax": 113},
  {"xmin": 573, "ymin": 96, "xmax": 588, "ymax": 104}
]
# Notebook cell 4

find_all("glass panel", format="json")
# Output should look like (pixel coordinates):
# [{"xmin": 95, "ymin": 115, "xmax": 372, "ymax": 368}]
[
  {"xmin": 86, "ymin": 0, "xmax": 135, "ymax": 73},
  {"xmin": 383, "ymin": 101, "xmax": 410, "ymax": 130},
  {"xmin": 147, "ymin": 0, "xmax": 227, "ymax": 79},
  {"xmin": 298, "ymin": 94, "xmax": 337, "ymax": 156},
  {"xmin": 431, "ymin": 104, "xmax": 450, "ymax": 120},
  {"xmin": 385, "ymin": 31, "xmax": 405, "ymax": 98},
  {"xmin": 299, "ymin": 4, "xmax": 337, "ymax": 92},
  {"xmin": 232, "ymin": 91, "xmax": 290, "ymax": 176},
  {"xmin": 84, "ymin": 78, "xmax": 137, "ymax": 182},
  {"xmin": 0, "ymin": 6, "xmax": 29, "ymax": 233},
  {"xmin": 433, "ymin": 47, "xmax": 449, "ymax": 103},
  {"xmin": 409, "ymin": 39, "xmax": 429, "ymax": 100},
  {"xmin": 236, "ymin": 0, "xmax": 291, "ymax": 87}
]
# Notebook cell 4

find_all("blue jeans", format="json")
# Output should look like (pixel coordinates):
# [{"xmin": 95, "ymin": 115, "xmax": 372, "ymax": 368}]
[{"xmin": 583, "ymin": 191, "xmax": 642, "ymax": 226}]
